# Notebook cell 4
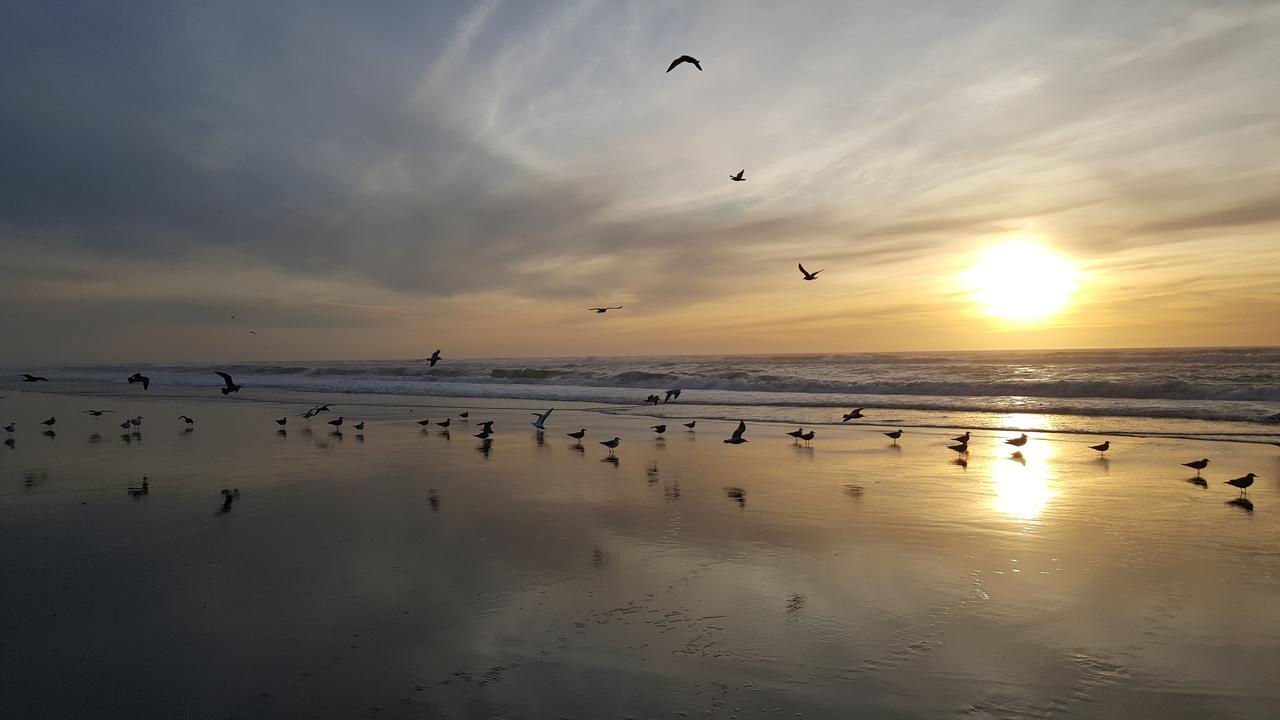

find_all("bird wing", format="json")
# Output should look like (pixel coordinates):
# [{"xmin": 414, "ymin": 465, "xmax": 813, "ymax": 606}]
[
  {"xmin": 666, "ymin": 57, "xmax": 684, "ymax": 72},
  {"xmin": 214, "ymin": 371, "xmax": 235, "ymax": 388},
  {"xmin": 731, "ymin": 420, "xmax": 746, "ymax": 439},
  {"xmin": 798, "ymin": 263, "xmax": 808, "ymax": 276}
]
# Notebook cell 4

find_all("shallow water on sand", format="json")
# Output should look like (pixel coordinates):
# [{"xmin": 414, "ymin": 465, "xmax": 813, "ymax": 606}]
[{"xmin": 2, "ymin": 390, "xmax": 1279, "ymax": 719}]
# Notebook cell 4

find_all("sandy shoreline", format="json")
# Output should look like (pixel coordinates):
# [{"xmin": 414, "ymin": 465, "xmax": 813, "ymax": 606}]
[{"xmin": 2, "ymin": 388, "xmax": 1279, "ymax": 718}]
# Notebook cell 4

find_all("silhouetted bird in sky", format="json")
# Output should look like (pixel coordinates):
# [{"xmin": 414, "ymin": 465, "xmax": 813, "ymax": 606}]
[
  {"xmin": 531, "ymin": 408, "xmax": 553, "ymax": 430},
  {"xmin": 589, "ymin": 306, "xmax": 623, "ymax": 314},
  {"xmin": 798, "ymin": 263, "xmax": 822, "ymax": 281},
  {"xmin": 128, "ymin": 373, "xmax": 150, "ymax": 390},
  {"xmin": 730, "ymin": 169, "xmax": 745, "ymax": 182},
  {"xmin": 214, "ymin": 371, "xmax": 241, "ymax": 395},
  {"xmin": 41, "ymin": 417, "xmax": 56, "ymax": 427},
  {"xmin": 1090, "ymin": 441, "xmax": 1110, "ymax": 456},
  {"xmin": 1183, "ymin": 458, "xmax": 1210, "ymax": 477},
  {"xmin": 842, "ymin": 408, "xmax": 864, "ymax": 421},
  {"xmin": 427, "ymin": 349, "xmax": 442, "ymax": 367},
  {"xmin": 1225, "ymin": 473, "xmax": 1257, "ymax": 496},
  {"xmin": 664, "ymin": 388, "xmax": 681, "ymax": 402},
  {"xmin": 724, "ymin": 421, "xmax": 748, "ymax": 444},
  {"xmin": 666, "ymin": 55, "xmax": 702, "ymax": 72},
  {"xmin": 22, "ymin": 374, "xmax": 48, "ymax": 382},
  {"xmin": 1005, "ymin": 433, "xmax": 1029, "ymax": 447},
  {"xmin": 82, "ymin": 410, "xmax": 113, "ymax": 417}
]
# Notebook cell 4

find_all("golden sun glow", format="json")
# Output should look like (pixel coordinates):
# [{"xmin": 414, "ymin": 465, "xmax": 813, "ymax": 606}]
[{"xmin": 964, "ymin": 240, "xmax": 1077, "ymax": 321}]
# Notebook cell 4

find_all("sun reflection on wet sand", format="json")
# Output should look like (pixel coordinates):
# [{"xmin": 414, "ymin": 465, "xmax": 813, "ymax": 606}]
[{"xmin": 989, "ymin": 415, "xmax": 1059, "ymax": 520}]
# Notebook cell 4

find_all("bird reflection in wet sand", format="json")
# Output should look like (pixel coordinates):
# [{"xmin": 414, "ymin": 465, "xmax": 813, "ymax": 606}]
[
  {"xmin": 87, "ymin": 433, "xmax": 102, "ymax": 444},
  {"xmin": 601, "ymin": 455, "xmax": 619, "ymax": 466},
  {"xmin": 843, "ymin": 484, "xmax": 864, "ymax": 498},
  {"xmin": 1187, "ymin": 476, "xmax": 1208, "ymax": 488},
  {"xmin": 127, "ymin": 476, "xmax": 149, "ymax": 499},
  {"xmin": 43, "ymin": 430, "xmax": 56, "ymax": 438},
  {"xmin": 647, "ymin": 462, "xmax": 659, "ymax": 484},
  {"xmin": 4, "ymin": 438, "xmax": 14, "ymax": 449},
  {"xmin": 1226, "ymin": 497, "xmax": 1255, "ymax": 512},
  {"xmin": 477, "ymin": 439, "xmax": 493, "ymax": 458},
  {"xmin": 1010, "ymin": 451, "xmax": 1027, "ymax": 465},
  {"xmin": 439, "ymin": 430, "xmax": 451, "ymax": 441},
  {"xmin": 724, "ymin": 486, "xmax": 746, "ymax": 508},
  {"xmin": 953, "ymin": 457, "xmax": 968, "ymax": 469},
  {"xmin": 428, "ymin": 489, "xmax": 440, "ymax": 512}
]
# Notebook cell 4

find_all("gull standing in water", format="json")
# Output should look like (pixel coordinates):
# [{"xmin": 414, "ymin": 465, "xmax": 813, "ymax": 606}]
[
  {"xmin": 1005, "ymin": 433, "xmax": 1029, "ymax": 448},
  {"xmin": 214, "ymin": 371, "xmax": 242, "ymax": 395},
  {"xmin": 651, "ymin": 424, "xmax": 667, "ymax": 435},
  {"xmin": 786, "ymin": 428, "xmax": 805, "ymax": 444},
  {"xmin": 884, "ymin": 429, "xmax": 903, "ymax": 445},
  {"xmin": 1183, "ymin": 458, "xmax": 1210, "ymax": 477},
  {"xmin": 952, "ymin": 431, "xmax": 971, "ymax": 443},
  {"xmin": 842, "ymin": 408, "xmax": 865, "ymax": 421},
  {"xmin": 798, "ymin": 263, "xmax": 822, "ymax": 281},
  {"xmin": 724, "ymin": 421, "xmax": 748, "ymax": 445},
  {"xmin": 1090, "ymin": 441, "xmax": 1111, "ymax": 457},
  {"xmin": 327, "ymin": 416, "xmax": 344, "ymax": 430},
  {"xmin": 684, "ymin": 421, "xmax": 696, "ymax": 431},
  {"xmin": 531, "ymin": 408, "xmax": 554, "ymax": 431},
  {"xmin": 354, "ymin": 422, "xmax": 365, "ymax": 431},
  {"xmin": 1225, "ymin": 473, "xmax": 1257, "ymax": 497},
  {"xmin": 948, "ymin": 441, "xmax": 969, "ymax": 455},
  {"xmin": 437, "ymin": 419, "xmax": 451, "ymax": 429},
  {"xmin": 567, "ymin": 428, "xmax": 586, "ymax": 445},
  {"xmin": 275, "ymin": 417, "xmax": 288, "ymax": 427},
  {"xmin": 599, "ymin": 437, "xmax": 621, "ymax": 455},
  {"xmin": 798, "ymin": 430, "xmax": 815, "ymax": 446}
]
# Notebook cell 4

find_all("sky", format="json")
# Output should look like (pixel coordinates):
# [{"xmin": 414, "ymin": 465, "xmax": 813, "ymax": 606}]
[{"xmin": 2, "ymin": 0, "xmax": 1278, "ymax": 364}]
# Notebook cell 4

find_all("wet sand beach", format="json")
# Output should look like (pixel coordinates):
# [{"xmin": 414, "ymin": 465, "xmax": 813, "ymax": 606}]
[{"xmin": 2, "ymin": 388, "xmax": 1279, "ymax": 719}]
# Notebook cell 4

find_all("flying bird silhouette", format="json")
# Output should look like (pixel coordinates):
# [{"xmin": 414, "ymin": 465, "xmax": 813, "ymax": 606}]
[
  {"xmin": 841, "ymin": 408, "xmax": 864, "ymax": 421},
  {"xmin": 127, "ymin": 373, "xmax": 150, "ymax": 390},
  {"xmin": 589, "ymin": 306, "xmax": 623, "ymax": 314},
  {"xmin": 730, "ymin": 169, "xmax": 745, "ymax": 182},
  {"xmin": 531, "ymin": 408, "xmax": 554, "ymax": 430},
  {"xmin": 724, "ymin": 421, "xmax": 748, "ymax": 444},
  {"xmin": 82, "ymin": 410, "xmax": 113, "ymax": 417},
  {"xmin": 214, "ymin": 371, "xmax": 242, "ymax": 395},
  {"xmin": 798, "ymin": 263, "xmax": 822, "ymax": 281},
  {"xmin": 22, "ymin": 374, "xmax": 48, "ymax": 382},
  {"xmin": 428, "ymin": 349, "xmax": 442, "ymax": 367},
  {"xmin": 666, "ymin": 55, "xmax": 702, "ymax": 72}
]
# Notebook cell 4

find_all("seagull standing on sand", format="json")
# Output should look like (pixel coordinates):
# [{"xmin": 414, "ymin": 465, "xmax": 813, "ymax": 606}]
[
  {"xmin": 952, "ymin": 431, "xmax": 970, "ymax": 443},
  {"xmin": 798, "ymin": 430, "xmax": 815, "ymax": 446},
  {"xmin": 589, "ymin": 306, "xmax": 623, "ymax": 314},
  {"xmin": 1183, "ymin": 458, "xmax": 1210, "ymax": 477},
  {"xmin": 798, "ymin": 263, "xmax": 822, "ymax": 281},
  {"xmin": 41, "ymin": 417, "xmax": 56, "ymax": 427},
  {"xmin": 730, "ymin": 169, "xmax": 745, "ymax": 182},
  {"xmin": 437, "ymin": 418, "xmax": 451, "ymax": 428},
  {"xmin": 666, "ymin": 54, "xmax": 702, "ymax": 72},
  {"xmin": 842, "ymin": 408, "xmax": 865, "ymax": 421},
  {"xmin": 214, "ymin": 371, "xmax": 242, "ymax": 395},
  {"xmin": 428, "ymin": 349, "xmax": 442, "ymax": 367},
  {"xmin": 651, "ymin": 424, "xmax": 667, "ymax": 435},
  {"xmin": 884, "ymin": 429, "xmax": 903, "ymax": 445},
  {"xmin": 127, "ymin": 373, "xmax": 151, "ymax": 390},
  {"xmin": 275, "ymin": 417, "xmax": 288, "ymax": 427},
  {"xmin": 354, "ymin": 422, "xmax": 365, "ymax": 431},
  {"xmin": 684, "ymin": 421, "xmax": 696, "ymax": 431},
  {"xmin": 1005, "ymin": 434, "xmax": 1029, "ymax": 448},
  {"xmin": 786, "ymin": 428, "xmax": 805, "ymax": 443},
  {"xmin": 599, "ymin": 437, "xmax": 621, "ymax": 455},
  {"xmin": 1225, "ymin": 473, "xmax": 1257, "ymax": 497},
  {"xmin": 328, "ymin": 417, "xmax": 344, "ymax": 430},
  {"xmin": 567, "ymin": 428, "xmax": 586, "ymax": 444},
  {"xmin": 531, "ymin": 408, "xmax": 554, "ymax": 431},
  {"xmin": 21, "ymin": 374, "xmax": 48, "ymax": 382},
  {"xmin": 724, "ymin": 421, "xmax": 748, "ymax": 444},
  {"xmin": 1090, "ymin": 441, "xmax": 1111, "ymax": 457}
]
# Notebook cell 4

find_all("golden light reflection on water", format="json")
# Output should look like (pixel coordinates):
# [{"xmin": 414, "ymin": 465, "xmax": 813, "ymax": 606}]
[{"xmin": 989, "ymin": 415, "xmax": 1058, "ymax": 521}]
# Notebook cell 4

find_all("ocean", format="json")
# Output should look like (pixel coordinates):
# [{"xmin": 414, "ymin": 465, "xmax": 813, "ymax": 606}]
[{"xmin": 18, "ymin": 347, "xmax": 1280, "ymax": 441}]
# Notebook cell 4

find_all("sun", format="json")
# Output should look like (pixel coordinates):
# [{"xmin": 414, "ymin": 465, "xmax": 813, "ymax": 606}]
[{"xmin": 963, "ymin": 239, "xmax": 1077, "ymax": 321}]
